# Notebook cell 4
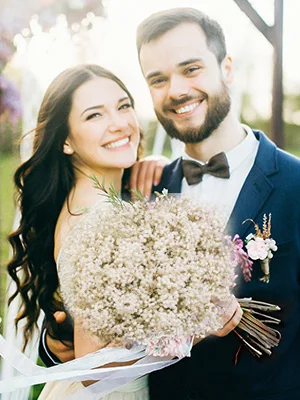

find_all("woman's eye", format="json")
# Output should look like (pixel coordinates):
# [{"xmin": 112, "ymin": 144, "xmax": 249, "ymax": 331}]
[
  {"xmin": 86, "ymin": 112, "xmax": 101, "ymax": 120},
  {"xmin": 119, "ymin": 103, "xmax": 132, "ymax": 110}
]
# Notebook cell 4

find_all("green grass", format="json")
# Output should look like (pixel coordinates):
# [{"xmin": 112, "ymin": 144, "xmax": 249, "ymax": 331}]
[
  {"xmin": 287, "ymin": 148, "xmax": 300, "ymax": 158},
  {"xmin": 0, "ymin": 152, "xmax": 19, "ymax": 329}
]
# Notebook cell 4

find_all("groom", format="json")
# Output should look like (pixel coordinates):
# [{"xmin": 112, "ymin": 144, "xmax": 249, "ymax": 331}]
[
  {"xmin": 40, "ymin": 7, "xmax": 300, "ymax": 400},
  {"xmin": 135, "ymin": 7, "xmax": 300, "ymax": 400}
]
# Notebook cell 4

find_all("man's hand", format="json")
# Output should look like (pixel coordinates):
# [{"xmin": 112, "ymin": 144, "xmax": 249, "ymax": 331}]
[
  {"xmin": 213, "ymin": 296, "xmax": 243, "ymax": 337},
  {"xmin": 193, "ymin": 297, "xmax": 242, "ymax": 345},
  {"xmin": 46, "ymin": 311, "xmax": 75, "ymax": 363},
  {"xmin": 129, "ymin": 155, "xmax": 170, "ymax": 200}
]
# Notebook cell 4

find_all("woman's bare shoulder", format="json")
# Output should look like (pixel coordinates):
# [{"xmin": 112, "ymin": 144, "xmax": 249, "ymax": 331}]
[{"xmin": 54, "ymin": 190, "xmax": 102, "ymax": 261}]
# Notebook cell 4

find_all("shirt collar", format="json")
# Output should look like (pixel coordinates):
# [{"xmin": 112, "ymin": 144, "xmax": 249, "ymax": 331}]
[{"xmin": 182, "ymin": 124, "xmax": 258, "ymax": 173}]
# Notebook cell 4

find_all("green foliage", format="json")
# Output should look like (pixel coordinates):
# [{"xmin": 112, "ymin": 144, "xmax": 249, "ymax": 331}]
[
  {"xmin": 91, "ymin": 174, "xmax": 147, "ymax": 205},
  {"xmin": 91, "ymin": 174, "xmax": 124, "ymax": 208},
  {"xmin": 0, "ymin": 153, "xmax": 19, "ymax": 333},
  {"xmin": 30, "ymin": 358, "xmax": 45, "ymax": 400},
  {"xmin": 144, "ymin": 120, "xmax": 172, "ymax": 158},
  {"xmin": 0, "ymin": 119, "xmax": 21, "ymax": 155},
  {"xmin": 30, "ymin": 384, "xmax": 44, "ymax": 400},
  {"xmin": 240, "ymin": 118, "xmax": 300, "ymax": 155},
  {"xmin": 0, "ymin": 153, "xmax": 19, "ymax": 264},
  {"xmin": 284, "ymin": 93, "xmax": 300, "ymax": 113}
]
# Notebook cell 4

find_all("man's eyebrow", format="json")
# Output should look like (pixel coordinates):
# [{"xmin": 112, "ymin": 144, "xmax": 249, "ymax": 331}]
[
  {"xmin": 145, "ymin": 71, "xmax": 161, "ymax": 81},
  {"xmin": 145, "ymin": 58, "xmax": 203, "ymax": 81},
  {"xmin": 177, "ymin": 58, "xmax": 203, "ymax": 67},
  {"xmin": 80, "ymin": 97, "xmax": 130, "ymax": 116}
]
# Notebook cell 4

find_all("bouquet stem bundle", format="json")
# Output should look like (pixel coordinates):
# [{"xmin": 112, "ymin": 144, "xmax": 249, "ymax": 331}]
[{"xmin": 236, "ymin": 298, "xmax": 281, "ymax": 357}]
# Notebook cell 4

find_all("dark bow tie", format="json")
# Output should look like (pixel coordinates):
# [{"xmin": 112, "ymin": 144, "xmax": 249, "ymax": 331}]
[{"xmin": 182, "ymin": 152, "xmax": 230, "ymax": 185}]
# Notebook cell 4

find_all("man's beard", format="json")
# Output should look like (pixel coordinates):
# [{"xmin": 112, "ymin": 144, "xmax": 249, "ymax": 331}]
[{"xmin": 155, "ymin": 83, "xmax": 231, "ymax": 144}]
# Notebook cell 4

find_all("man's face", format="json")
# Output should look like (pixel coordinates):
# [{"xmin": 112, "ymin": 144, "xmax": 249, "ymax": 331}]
[{"xmin": 139, "ymin": 23, "xmax": 232, "ymax": 143}]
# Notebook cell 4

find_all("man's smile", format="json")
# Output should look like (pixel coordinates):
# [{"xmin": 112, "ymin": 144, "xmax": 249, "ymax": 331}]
[{"xmin": 173, "ymin": 100, "xmax": 201, "ymax": 115}]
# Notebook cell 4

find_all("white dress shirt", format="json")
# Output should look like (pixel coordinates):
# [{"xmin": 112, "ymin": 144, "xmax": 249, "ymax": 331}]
[{"xmin": 181, "ymin": 125, "xmax": 259, "ymax": 223}]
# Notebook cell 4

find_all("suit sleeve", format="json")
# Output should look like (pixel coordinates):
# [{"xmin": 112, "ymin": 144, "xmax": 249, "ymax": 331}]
[{"xmin": 38, "ymin": 321, "xmax": 62, "ymax": 367}]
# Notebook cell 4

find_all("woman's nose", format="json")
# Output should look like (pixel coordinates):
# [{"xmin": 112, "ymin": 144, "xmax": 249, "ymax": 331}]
[{"xmin": 107, "ymin": 112, "xmax": 128, "ymax": 133}]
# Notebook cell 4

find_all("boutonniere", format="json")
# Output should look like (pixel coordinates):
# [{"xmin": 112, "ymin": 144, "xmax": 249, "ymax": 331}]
[{"xmin": 243, "ymin": 214, "xmax": 278, "ymax": 283}]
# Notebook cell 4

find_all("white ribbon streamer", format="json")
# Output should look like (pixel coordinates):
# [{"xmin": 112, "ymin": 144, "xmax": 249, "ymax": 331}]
[
  {"xmin": 65, "ymin": 356, "xmax": 179, "ymax": 400},
  {"xmin": 0, "ymin": 334, "xmax": 192, "ymax": 397},
  {"xmin": 0, "ymin": 335, "xmax": 42, "ymax": 376}
]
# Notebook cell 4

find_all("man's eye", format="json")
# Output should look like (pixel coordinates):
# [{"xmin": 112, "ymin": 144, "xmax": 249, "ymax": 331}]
[
  {"xmin": 186, "ymin": 66, "xmax": 200, "ymax": 75},
  {"xmin": 86, "ymin": 112, "xmax": 101, "ymax": 120},
  {"xmin": 151, "ymin": 77, "xmax": 166, "ymax": 86}
]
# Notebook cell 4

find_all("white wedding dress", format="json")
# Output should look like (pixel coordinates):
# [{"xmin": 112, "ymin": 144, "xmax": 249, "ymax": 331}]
[
  {"xmin": 38, "ymin": 375, "xmax": 149, "ymax": 400},
  {"xmin": 38, "ymin": 201, "xmax": 150, "ymax": 400}
]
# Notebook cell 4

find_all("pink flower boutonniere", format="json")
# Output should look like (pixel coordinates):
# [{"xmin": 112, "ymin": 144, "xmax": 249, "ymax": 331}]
[
  {"xmin": 244, "ymin": 214, "xmax": 278, "ymax": 283},
  {"xmin": 231, "ymin": 235, "xmax": 253, "ymax": 282}
]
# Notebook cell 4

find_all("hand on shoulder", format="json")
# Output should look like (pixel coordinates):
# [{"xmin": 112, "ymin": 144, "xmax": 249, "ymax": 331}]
[{"xmin": 129, "ymin": 155, "xmax": 170, "ymax": 199}]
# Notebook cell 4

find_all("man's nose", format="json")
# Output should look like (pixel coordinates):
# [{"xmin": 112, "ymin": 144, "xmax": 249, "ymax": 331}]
[{"xmin": 167, "ymin": 75, "xmax": 189, "ymax": 100}]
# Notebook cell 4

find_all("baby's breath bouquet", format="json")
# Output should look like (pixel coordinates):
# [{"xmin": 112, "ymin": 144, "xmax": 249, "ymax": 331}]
[
  {"xmin": 0, "ymin": 190, "xmax": 283, "ymax": 397},
  {"xmin": 58, "ymin": 185, "xmax": 281, "ymax": 360}
]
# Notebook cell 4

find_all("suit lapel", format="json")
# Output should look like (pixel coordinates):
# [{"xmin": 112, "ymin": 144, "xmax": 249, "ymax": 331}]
[
  {"xmin": 156, "ymin": 157, "xmax": 183, "ymax": 193},
  {"xmin": 226, "ymin": 164, "xmax": 273, "ymax": 238},
  {"xmin": 226, "ymin": 131, "xmax": 278, "ymax": 239}
]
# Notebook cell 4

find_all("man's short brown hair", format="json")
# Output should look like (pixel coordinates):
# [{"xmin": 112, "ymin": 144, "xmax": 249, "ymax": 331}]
[{"xmin": 136, "ymin": 7, "xmax": 227, "ymax": 64}]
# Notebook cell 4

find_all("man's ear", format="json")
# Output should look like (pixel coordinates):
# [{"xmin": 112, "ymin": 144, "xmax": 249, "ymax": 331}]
[
  {"xmin": 63, "ymin": 141, "xmax": 74, "ymax": 155},
  {"xmin": 221, "ymin": 56, "xmax": 234, "ymax": 84}
]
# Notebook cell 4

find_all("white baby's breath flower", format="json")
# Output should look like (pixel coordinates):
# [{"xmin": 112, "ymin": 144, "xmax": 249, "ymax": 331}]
[{"xmin": 58, "ymin": 194, "xmax": 237, "ymax": 346}]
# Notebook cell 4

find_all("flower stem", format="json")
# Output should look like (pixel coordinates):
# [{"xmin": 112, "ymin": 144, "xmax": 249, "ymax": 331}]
[{"xmin": 235, "ymin": 298, "xmax": 281, "ymax": 358}]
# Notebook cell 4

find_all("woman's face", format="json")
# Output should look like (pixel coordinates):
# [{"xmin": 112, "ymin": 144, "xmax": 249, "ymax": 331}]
[{"xmin": 65, "ymin": 77, "xmax": 140, "ymax": 173}]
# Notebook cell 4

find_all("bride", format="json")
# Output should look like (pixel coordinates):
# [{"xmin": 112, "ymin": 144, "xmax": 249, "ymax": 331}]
[
  {"xmin": 8, "ymin": 64, "xmax": 150, "ymax": 399},
  {"xmin": 7, "ymin": 63, "xmax": 241, "ymax": 399}
]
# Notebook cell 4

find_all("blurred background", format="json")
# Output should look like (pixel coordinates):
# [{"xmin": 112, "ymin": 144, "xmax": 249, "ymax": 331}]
[{"xmin": 0, "ymin": 0, "xmax": 299, "ymax": 398}]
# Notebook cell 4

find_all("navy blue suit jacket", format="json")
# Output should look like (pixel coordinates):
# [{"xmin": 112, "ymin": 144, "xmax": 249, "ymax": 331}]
[{"xmin": 149, "ymin": 130, "xmax": 300, "ymax": 400}]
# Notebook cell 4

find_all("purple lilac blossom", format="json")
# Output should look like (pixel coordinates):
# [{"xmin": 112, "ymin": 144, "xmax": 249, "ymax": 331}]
[{"xmin": 0, "ymin": 74, "xmax": 22, "ymax": 124}]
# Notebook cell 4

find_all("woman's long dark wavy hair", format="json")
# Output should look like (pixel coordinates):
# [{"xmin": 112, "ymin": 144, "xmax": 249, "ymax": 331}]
[{"xmin": 7, "ymin": 64, "xmax": 141, "ymax": 349}]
